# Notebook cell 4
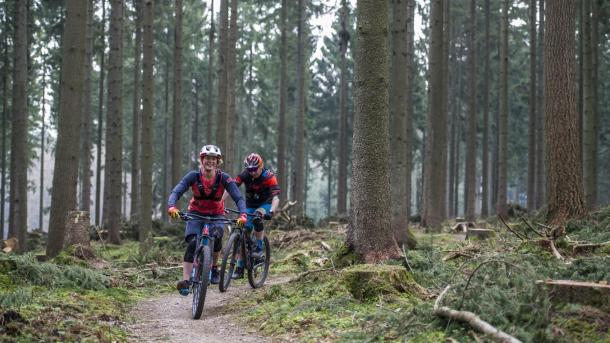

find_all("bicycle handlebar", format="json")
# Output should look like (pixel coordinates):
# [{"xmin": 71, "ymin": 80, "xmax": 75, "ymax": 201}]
[
  {"xmin": 178, "ymin": 211, "xmax": 235, "ymax": 224},
  {"xmin": 224, "ymin": 208, "xmax": 270, "ymax": 219}
]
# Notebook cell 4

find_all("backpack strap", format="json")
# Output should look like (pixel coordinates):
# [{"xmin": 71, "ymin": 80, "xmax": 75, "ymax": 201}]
[{"xmin": 194, "ymin": 170, "xmax": 222, "ymax": 200}]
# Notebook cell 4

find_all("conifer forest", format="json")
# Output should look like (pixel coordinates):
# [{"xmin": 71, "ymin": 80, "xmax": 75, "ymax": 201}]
[{"xmin": 0, "ymin": 0, "xmax": 609, "ymax": 342}]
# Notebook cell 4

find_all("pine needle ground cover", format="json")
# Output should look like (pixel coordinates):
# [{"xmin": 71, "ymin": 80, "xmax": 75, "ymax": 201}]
[
  {"xmin": 233, "ymin": 214, "xmax": 610, "ymax": 342},
  {"xmin": 0, "ymin": 221, "xmax": 185, "ymax": 343}
]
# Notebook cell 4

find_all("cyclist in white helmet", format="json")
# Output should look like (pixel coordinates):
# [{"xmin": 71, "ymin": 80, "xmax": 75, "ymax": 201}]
[{"xmin": 168, "ymin": 144, "xmax": 247, "ymax": 295}]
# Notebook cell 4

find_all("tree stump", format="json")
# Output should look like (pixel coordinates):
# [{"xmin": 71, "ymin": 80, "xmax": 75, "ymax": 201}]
[{"xmin": 63, "ymin": 211, "xmax": 94, "ymax": 259}]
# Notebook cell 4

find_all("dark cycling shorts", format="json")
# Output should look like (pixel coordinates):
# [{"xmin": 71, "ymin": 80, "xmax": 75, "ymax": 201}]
[{"xmin": 184, "ymin": 213, "xmax": 226, "ymax": 241}]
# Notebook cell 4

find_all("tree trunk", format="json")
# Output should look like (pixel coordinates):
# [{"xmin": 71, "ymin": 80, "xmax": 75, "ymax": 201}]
[
  {"xmin": 8, "ymin": 0, "xmax": 28, "ymax": 252},
  {"xmin": 39, "ymin": 70, "xmax": 46, "ymax": 232},
  {"xmin": 95, "ymin": 0, "xmax": 106, "ymax": 227},
  {"xmin": 464, "ymin": 0, "xmax": 476, "ymax": 222},
  {"xmin": 277, "ymin": 0, "xmax": 288, "ymax": 203},
  {"xmin": 496, "ymin": 0, "xmax": 509, "ymax": 218},
  {"xmin": 545, "ymin": 0, "xmax": 586, "ymax": 226},
  {"xmin": 226, "ymin": 0, "xmax": 238, "ymax": 171},
  {"xmin": 161, "ymin": 27, "xmax": 170, "ymax": 222},
  {"xmin": 535, "ymin": 0, "xmax": 545, "ymax": 209},
  {"xmin": 527, "ymin": 0, "xmax": 536, "ymax": 213},
  {"xmin": 390, "ymin": 0, "xmax": 415, "ymax": 249},
  {"xmin": 216, "ymin": 0, "xmax": 228, "ymax": 158},
  {"xmin": 140, "ymin": 0, "xmax": 154, "ymax": 251},
  {"xmin": 348, "ymin": 0, "xmax": 400, "ymax": 263},
  {"xmin": 582, "ymin": 0, "xmax": 598, "ymax": 210},
  {"xmin": 171, "ymin": 0, "xmax": 182, "ymax": 185},
  {"xmin": 80, "ymin": 0, "xmax": 94, "ymax": 214},
  {"xmin": 294, "ymin": 0, "xmax": 307, "ymax": 216},
  {"xmin": 206, "ymin": 0, "xmax": 215, "ymax": 142},
  {"xmin": 1, "ymin": 20, "xmax": 8, "ymax": 239},
  {"xmin": 337, "ymin": 0, "xmax": 349, "ymax": 216},
  {"xmin": 102, "ymin": 0, "xmax": 124, "ymax": 244},
  {"xmin": 441, "ymin": 0, "xmax": 449, "ymax": 219},
  {"xmin": 47, "ymin": 0, "xmax": 88, "ymax": 258},
  {"xmin": 130, "ymin": 0, "xmax": 142, "ymax": 221},
  {"xmin": 422, "ymin": 0, "xmax": 446, "ymax": 230},
  {"xmin": 481, "ymin": 0, "xmax": 490, "ymax": 217}
]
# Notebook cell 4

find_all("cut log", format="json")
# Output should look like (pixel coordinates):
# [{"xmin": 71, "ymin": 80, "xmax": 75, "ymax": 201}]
[
  {"xmin": 466, "ymin": 229, "xmax": 495, "ymax": 240},
  {"xmin": 0, "ymin": 237, "xmax": 19, "ymax": 253},
  {"xmin": 537, "ymin": 279, "xmax": 610, "ymax": 307}
]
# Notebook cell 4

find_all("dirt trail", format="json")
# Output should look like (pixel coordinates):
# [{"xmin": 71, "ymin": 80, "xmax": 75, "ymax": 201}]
[{"xmin": 128, "ymin": 277, "xmax": 289, "ymax": 343}]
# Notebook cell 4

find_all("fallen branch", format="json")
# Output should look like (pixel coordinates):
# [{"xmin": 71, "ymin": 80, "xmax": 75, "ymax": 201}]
[
  {"xmin": 498, "ymin": 215, "xmax": 527, "ymax": 241},
  {"xmin": 519, "ymin": 217, "xmax": 544, "ymax": 238},
  {"xmin": 572, "ymin": 241, "xmax": 610, "ymax": 254},
  {"xmin": 434, "ymin": 285, "xmax": 523, "ymax": 343},
  {"xmin": 548, "ymin": 239, "xmax": 564, "ymax": 261},
  {"xmin": 537, "ymin": 279, "xmax": 610, "ymax": 306}
]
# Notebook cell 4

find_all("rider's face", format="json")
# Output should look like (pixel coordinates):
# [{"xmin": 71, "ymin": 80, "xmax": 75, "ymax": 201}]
[
  {"xmin": 201, "ymin": 155, "xmax": 218, "ymax": 171},
  {"xmin": 248, "ymin": 166, "xmax": 262, "ymax": 178}
]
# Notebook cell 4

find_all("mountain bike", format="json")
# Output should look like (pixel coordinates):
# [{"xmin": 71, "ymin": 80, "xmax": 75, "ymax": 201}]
[
  {"xmin": 219, "ymin": 209, "xmax": 271, "ymax": 292},
  {"xmin": 178, "ymin": 211, "xmax": 235, "ymax": 319}
]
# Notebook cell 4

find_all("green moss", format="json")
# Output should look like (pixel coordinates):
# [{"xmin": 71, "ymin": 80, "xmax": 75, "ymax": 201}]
[
  {"xmin": 332, "ymin": 243, "xmax": 357, "ymax": 268},
  {"xmin": 555, "ymin": 317, "xmax": 610, "ymax": 343},
  {"xmin": 340, "ymin": 264, "xmax": 426, "ymax": 301},
  {"xmin": 409, "ymin": 331, "xmax": 446, "ymax": 343}
]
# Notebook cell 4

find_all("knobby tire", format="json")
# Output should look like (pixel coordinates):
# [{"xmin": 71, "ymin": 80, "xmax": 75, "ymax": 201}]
[
  {"xmin": 219, "ymin": 232, "xmax": 240, "ymax": 292},
  {"xmin": 247, "ymin": 236, "xmax": 270, "ymax": 289},
  {"xmin": 192, "ymin": 243, "xmax": 212, "ymax": 319}
]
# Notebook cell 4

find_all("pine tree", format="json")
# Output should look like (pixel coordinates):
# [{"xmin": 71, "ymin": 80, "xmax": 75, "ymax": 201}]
[
  {"xmin": 545, "ymin": 0, "xmax": 585, "ymax": 225},
  {"xmin": 348, "ymin": 0, "xmax": 400, "ymax": 262},
  {"xmin": 47, "ymin": 0, "xmax": 88, "ymax": 258},
  {"xmin": 102, "ymin": 0, "xmax": 124, "ymax": 244}
]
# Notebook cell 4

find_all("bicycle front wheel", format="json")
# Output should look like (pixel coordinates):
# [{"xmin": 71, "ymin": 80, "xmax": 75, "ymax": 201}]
[
  {"xmin": 219, "ymin": 232, "xmax": 240, "ymax": 292},
  {"xmin": 247, "ymin": 236, "xmax": 270, "ymax": 289},
  {"xmin": 192, "ymin": 243, "xmax": 212, "ymax": 319}
]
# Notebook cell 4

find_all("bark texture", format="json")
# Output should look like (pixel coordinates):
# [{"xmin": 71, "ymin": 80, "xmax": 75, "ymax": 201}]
[
  {"xmin": 527, "ymin": 0, "xmax": 536, "ymax": 212},
  {"xmin": 422, "ymin": 0, "xmax": 445, "ymax": 230},
  {"xmin": 171, "ymin": 0, "xmax": 182, "ymax": 185},
  {"xmin": 130, "ymin": 0, "xmax": 142, "ymax": 220},
  {"xmin": 47, "ymin": 0, "xmax": 88, "ymax": 258},
  {"xmin": 277, "ymin": 0, "xmax": 287, "ymax": 203},
  {"xmin": 337, "ymin": 0, "xmax": 349, "ymax": 215},
  {"xmin": 294, "ymin": 0, "xmax": 307, "ymax": 216},
  {"xmin": 535, "ymin": 0, "xmax": 545, "ymax": 209},
  {"xmin": 139, "ymin": 0, "xmax": 154, "ymax": 250},
  {"xmin": 481, "ymin": 0, "xmax": 490, "ymax": 217},
  {"xmin": 102, "ymin": 0, "xmax": 124, "ymax": 244},
  {"xmin": 464, "ymin": 0, "xmax": 476, "ymax": 222},
  {"xmin": 226, "ymin": 0, "xmax": 238, "ymax": 171},
  {"xmin": 80, "ymin": 0, "xmax": 94, "ymax": 213},
  {"xmin": 216, "ymin": 0, "xmax": 228, "ymax": 157},
  {"xmin": 390, "ymin": 0, "xmax": 415, "ymax": 249},
  {"xmin": 8, "ymin": 0, "xmax": 28, "ymax": 251},
  {"xmin": 545, "ymin": 0, "xmax": 585, "ymax": 225},
  {"xmin": 583, "ymin": 0, "xmax": 598, "ymax": 210},
  {"xmin": 95, "ymin": 0, "xmax": 106, "ymax": 226},
  {"xmin": 496, "ymin": 0, "xmax": 509, "ymax": 218},
  {"xmin": 206, "ymin": 0, "xmax": 215, "ymax": 142},
  {"xmin": 348, "ymin": 0, "xmax": 401, "ymax": 263}
]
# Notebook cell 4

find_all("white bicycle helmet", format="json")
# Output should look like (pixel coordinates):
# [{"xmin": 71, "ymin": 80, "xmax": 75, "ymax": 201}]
[{"xmin": 199, "ymin": 144, "xmax": 222, "ymax": 158}]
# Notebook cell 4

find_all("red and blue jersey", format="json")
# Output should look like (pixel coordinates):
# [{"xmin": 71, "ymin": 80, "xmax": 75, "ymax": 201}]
[
  {"xmin": 235, "ymin": 168, "xmax": 280, "ymax": 208},
  {"xmin": 168, "ymin": 169, "xmax": 246, "ymax": 215}
]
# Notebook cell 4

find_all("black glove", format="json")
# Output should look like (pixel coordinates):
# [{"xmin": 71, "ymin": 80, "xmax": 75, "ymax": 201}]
[{"xmin": 263, "ymin": 211, "xmax": 273, "ymax": 220}]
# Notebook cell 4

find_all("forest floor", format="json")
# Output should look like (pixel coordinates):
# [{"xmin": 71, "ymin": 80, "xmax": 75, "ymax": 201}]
[
  {"xmin": 1, "ymin": 208, "xmax": 610, "ymax": 342},
  {"xmin": 127, "ymin": 275, "xmax": 291, "ymax": 343}
]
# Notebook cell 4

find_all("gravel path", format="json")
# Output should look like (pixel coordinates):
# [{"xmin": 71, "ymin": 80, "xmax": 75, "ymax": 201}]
[{"xmin": 127, "ymin": 277, "xmax": 289, "ymax": 343}]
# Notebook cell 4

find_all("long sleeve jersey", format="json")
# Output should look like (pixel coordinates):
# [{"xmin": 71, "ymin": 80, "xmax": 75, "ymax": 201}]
[{"xmin": 168, "ymin": 169, "xmax": 246, "ymax": 215}]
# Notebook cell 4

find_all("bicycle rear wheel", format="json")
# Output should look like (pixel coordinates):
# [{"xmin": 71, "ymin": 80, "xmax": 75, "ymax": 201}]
[
  {"xmin": 247, "ymin": 236, "xmax": 270, "ymax": 288},
  {"xmin": 219, "ymin": 232, "xmax": 240, "ymax": 292},
  {"xmin": 192, "ymin": 243, "xmax": 212, "ymax": 319}
]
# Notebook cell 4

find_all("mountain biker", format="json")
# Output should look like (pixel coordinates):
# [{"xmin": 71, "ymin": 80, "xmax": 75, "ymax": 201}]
[
  {"xmin": 225, "ymin": 153, "xmax": 280, "ymax": 279},
  {"xmin": 167, "ymin": 144, "xmax": 247, "ymax": 295}
]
